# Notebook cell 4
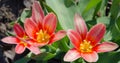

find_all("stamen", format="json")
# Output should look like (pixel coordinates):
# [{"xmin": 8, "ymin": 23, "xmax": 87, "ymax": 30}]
[
  {"xmin": 20, "ymin": 41, "xmax": 28, "ymax": 47},
  {"xmin": 79, "ymin": 40, "xmax": 93, "ymax": 53},
  {"xmin": 36, "ymin": 30, "xmax": 50, "ymax": 43}
]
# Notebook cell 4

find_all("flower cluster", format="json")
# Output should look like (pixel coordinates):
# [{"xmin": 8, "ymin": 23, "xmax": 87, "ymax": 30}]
[
  {"xmin": 1, "ymin": 1, "xmax": 66, "ymax": 55},
  {"xmin": 1, "ymin": 1, "xmax": 118, "ymax": 62}
]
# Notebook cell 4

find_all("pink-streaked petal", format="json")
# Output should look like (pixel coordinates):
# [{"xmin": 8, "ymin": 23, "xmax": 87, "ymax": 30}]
[
  {"xmin": 93, "ymin": 42, "xmax": 118, "ymax": 53},
  {"xmin": 28, "ymin": 39, "xmax": 48, "ymax": 47},
  {"xmin": 1, "ymin": 36, "xmax": 19, "ymax": 44},
  {"xmin": 74, "ymin": 13, "xmax": 88, "ymax": 39},
  {"xmin": 32, "ymin": 1, "xmax": 44, "ymax": 27},
  {"xmin": 64, "ymin": 48, "xmax": 81, "ymax": 62},
  {"xmin": 43, "ymin": 13, "xmax": 57, "ymax": 34},
  {"xmin": 81, "ymin": 51, "xmax": 98, "ymax": 62},
  {"xmin": 86, "ymin": 23, "xmax": 106, "ymax": 46},
  {"xmin": 34, "ymin": 42, "xmax": 48, "ymax": 47},
  {"xmin": 14, "ymin": 23, "xmax": 25, "ymax": 37},
  {"xmin": 15, "ymin": 44, "xmax": 26, "ymax": 54},
  {"xmin": 24, "ymin": 18, "xmax": 39, "ymax": 39},
  {"xmin": 67, "ymin": 29, "xmax": 82, "ymax": 49},
  {"xmin": 27, "ymin": 46, "xmax": 41, "ymax": 55},
  {"xmin": 48, "ymin": 30, "xmax": 66, "ymax": 44}
]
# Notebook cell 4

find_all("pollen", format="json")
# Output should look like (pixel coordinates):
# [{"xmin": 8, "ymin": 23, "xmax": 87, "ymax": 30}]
[
  {"xmin": 22, "ymin": 35, "xmax": 28, "ymax": 40},
  {"xmin": 36, "ymin": 30, "xmax": 50, "ymax": 43},
  {"xmin": 20, "ymin": 41, "xmax": 28, "ymax": 47},
  {"xmin": 79, "ymin": 40, "xmax": 93, "ymax": 53}
]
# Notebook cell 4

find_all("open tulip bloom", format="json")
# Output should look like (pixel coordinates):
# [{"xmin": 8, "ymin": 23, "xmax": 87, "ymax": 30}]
[
  {"xmin": 64, "ymin": 14, "xmax": 118, "ymax": 62},
  {"xmin": 24, "ymin": 1, "xmax": 66, "ymax": 47},
  {"xmin": 1, "ymin": 23, "xmax": 40, "ymax": 55}
]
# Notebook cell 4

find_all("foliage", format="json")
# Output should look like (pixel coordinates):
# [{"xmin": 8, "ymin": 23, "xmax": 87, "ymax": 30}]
[{"xmin": 1, "ymin": 0, "xmax": 120, "ymax": 63}]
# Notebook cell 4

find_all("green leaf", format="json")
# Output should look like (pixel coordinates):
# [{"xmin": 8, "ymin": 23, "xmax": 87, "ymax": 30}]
[
  {"xmin": 110, "ymin": 22, "xmax": 120, "ymax": 43},
  {"xmin": 46, "ymin": 0, "xmax": 94, "ymax": 30},
  {"xmin": 83, "ymin": 0, "xmax": 102, "ymax": 15},
  {"xmin": 97, "ymin": 17, "xmax": 110, "ymax": 27},
  {"xmin": 57, "ymin": 36, "xmax": 70, "ymax": 52},
  {"xmin": 14, "ymin": 57, "xmax": 30, "ymax": 63},
  {"xmin": 110, "ymin": 0, "xmax": 120, "ymax": 20},
  {"xmin": 104, "ymin": 30, "xmax": 112, "ymax": 41},
  {"xmin": 97, "ymin": 52, "xmax": 120, "ymax": 63},
  {"xmin": 46, "ymin": 0, "xmax": 76, "ymax": 30},
  {"xmin": 32, "ymin": 52, "xmax": 56, "ymax": 61},
  {"xmin": 20, "ymin": 9, "xmax": 31, "ymax": 22},
  {"xmin": 64, "ymin": 0, "xmax": 74, "ymax": 7},
  {"xmin": 115, "ymin": 16, "xmax": 120, "ymax": 32}
]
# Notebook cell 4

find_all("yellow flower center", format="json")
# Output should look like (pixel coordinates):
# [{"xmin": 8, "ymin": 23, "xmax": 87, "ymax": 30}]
[
  {"xmin": 23, "ymin": 35, "xmax": 28, "ymax": 39},
  {"xmin": 36, "ymin": 30, "xmax": 50, "ymax": 43},
  {"xmin": 20, "ymin": 41, "xmax": 28, "ymax": 47},
  {"xmin": 79, "ymin": 40, "xmax": 93, "ymax": 53}
]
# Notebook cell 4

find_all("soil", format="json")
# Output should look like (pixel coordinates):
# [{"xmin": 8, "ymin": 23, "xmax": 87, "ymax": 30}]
[{"xmin": 0, "ymin": 0, "xmax": 29, "ymax": 63}]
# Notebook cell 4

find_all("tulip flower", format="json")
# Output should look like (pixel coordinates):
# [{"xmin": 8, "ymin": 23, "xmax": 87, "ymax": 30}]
[
  {"xmin": 24, "ymin": 1, "xmax": 66, "ymax": 47},
  {"xmin": 64, "ymin": 13, "xmax": 118, "ymax": 62},
  {"xmin": 1, "ymin": 23, "xmax": 40, "ymax": 55}
]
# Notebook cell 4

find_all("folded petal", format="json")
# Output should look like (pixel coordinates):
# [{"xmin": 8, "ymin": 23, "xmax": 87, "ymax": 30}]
[
  {"xmin": 64, "ymin": 48, "xmax": 81, "ymax": 62},
  {"xmin": 27, "ymin": 46, "xmax": 41, "ymax": 55},
  {"xmin": 67, "ymin": 29, "xmax": 82, "ymax": 49},
  {"xmin": 93, "ymin": 42, "xmax": 118, "ymax": 53},
  {"xmin": 48, "ymin": 30, "xmax": 66, "ymax": 44},
  {"xmin": 15, "ymin": 44, "xmax": 26, "ymax": 54},
  {"xmin": 86, "ymin": 23, "xmax": 106, "ymax": 46},
  {"xmin": 81, "ymin": 51, "xmax": 98, "ymax": 62},
  {"xmin": 1, "ymin": 36, "xmax": 19, "ymax": 44},
  {"xmin": 24, "ymin": 18, "xmax": 39, "ymax": 39},
  {"xmin": 32, "ymin": 1, "xmax": 44, "ymax": 27},
  {"xmin": 74, "ymin": 13, "xmax": 88, "ymax": 39},
  {"xmin": 14, "ymin": 23, "xmax": 25, "ymax": 37},
  {"xmin": 43, "ymin": 13, "xmax": 57, "ymax": 34}
]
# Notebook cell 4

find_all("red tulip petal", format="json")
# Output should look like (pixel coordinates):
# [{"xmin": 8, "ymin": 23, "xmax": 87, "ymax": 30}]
[
  {"xmin": 15, "ymin": 44, "xmax": 25, "ymax": 54},
  {"xmin": 48, "ymin": 30, "xmax": 66, "ymax": 44},
  {"xmin": 74, "ymin": 13, "xmax": 88, "ymax": 39},
  {"xmin": 33, "ymin": 42, "xmax": 48, "ymax": 47},
  {"xmin": 43, "ymin": 13, "xmax": 57, "ymax": 34},
  {"xmin": 67, "ymin": 29, "xmax": 82, "ymax": 49},
  {"xmin": 81, "ymin": 51, "xmax": 98, "ymax": 62},
  {"xmin": 27, "ymin": 46, "xmax": 41, "ymax": 55},
  {"xmin": 28, "ymin": 40, "xmax": 48, "ymax": 47},
  {"xmin": 93, "ymin": 42, "xmax": 118, "ymax": 53},
  {"xmin": 24, "ymin": 18, "xmax": 39, "ymax": 39},
  {"xmin": 1, "ymin": 36, "xmax": 19, "ymax": 44},
  {"xmin": 64, "ymin": 48, "xmax": 81, "ymax": 62},
  {"xmin": 32, "ymin": 1, "xmax": 44, "ymax": 27},
  {"xmin": 86, "ymin": 23, "xmax": 106, "ymax": 46},
  {"xmin": 14, "ymin": 23, "xmax": 25, "ymax": 37}
]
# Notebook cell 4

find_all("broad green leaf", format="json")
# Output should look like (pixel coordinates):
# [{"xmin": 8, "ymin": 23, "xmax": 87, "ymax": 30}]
[
  {"xmin": 110, "ymin": 0, "xmax": 120, "ymax": 20},
  {"xmin": 46, "ymin": 0, "xmax": 91, "ymax": 30},
  {"xmin": 57, "ymin": 36, "xmax": 70, "ymax": 52},
  {"xmin": 110, "ymin": 23, "xmax": 120, "ymax": 44},
  {"xmin": 97, "ymin": 52, "xmax": 120, "ymax": 63},
  {"xmin": 64, "ymin": 0, "xmax": 74, "ymax": 7},
  {"xmin": 97, "ymin": 17, "xmax": 110, "ymax": 27},
  {"xmin": 83, "ymin": 0, "xmax": 102, "ymax": 15},
  {"xmin": 32, "ymin": 52, "xmax": 55, "ymax": 61},
  {"xmin": 46, "ymin": 0, "xmax": 76, "ymax": 30},
  {"xmin": 14, "ymin": 57, "xmax": 30, "ymax": 63}
]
